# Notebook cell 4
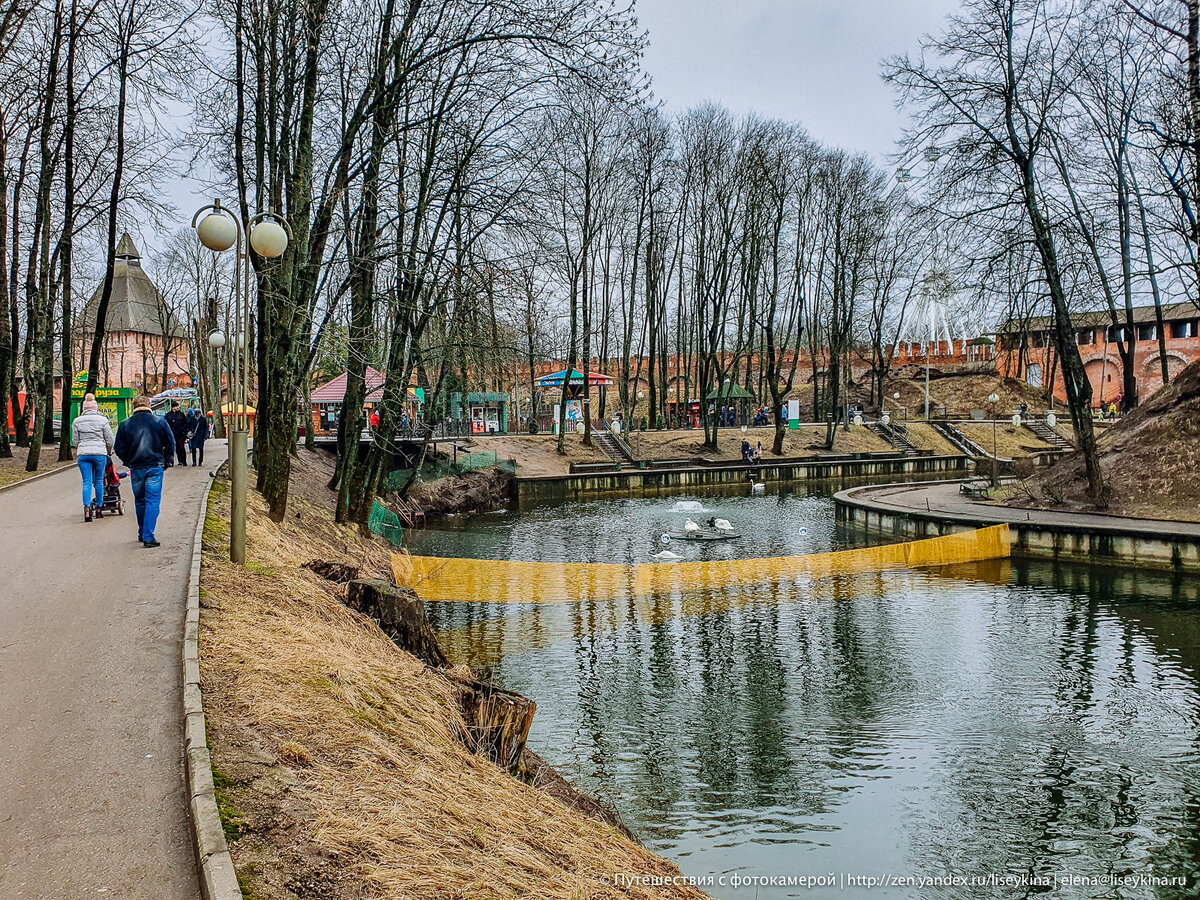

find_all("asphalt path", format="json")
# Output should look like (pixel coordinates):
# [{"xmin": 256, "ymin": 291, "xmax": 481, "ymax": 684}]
[
  {"xmin": 0, "ymin": 443, "xmax": 226, "ymax": 899},
  {"xmin": 843, "ymin": 480, "xmax": 1200, "ymax": 537}
]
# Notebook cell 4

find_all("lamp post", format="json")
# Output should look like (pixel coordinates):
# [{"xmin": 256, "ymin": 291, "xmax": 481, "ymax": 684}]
[
  {"xmin": 987, "ymin": 391, "xmax": 1000, "ymax": 487},
  {"xmin": 193, "ymin": 199, "xmax": 292, "ymax": 564}
]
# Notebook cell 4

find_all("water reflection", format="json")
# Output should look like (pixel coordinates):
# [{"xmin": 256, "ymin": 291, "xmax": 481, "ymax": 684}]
[{"xmin": 414, "ymin": 498, "xmax": 1200, "ymax": 898}]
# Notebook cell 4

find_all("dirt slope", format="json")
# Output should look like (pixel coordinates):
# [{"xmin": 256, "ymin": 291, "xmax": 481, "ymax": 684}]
[{"xmin": 1014, "ymin": 358, "xmax": 1200, "ymax": 521}]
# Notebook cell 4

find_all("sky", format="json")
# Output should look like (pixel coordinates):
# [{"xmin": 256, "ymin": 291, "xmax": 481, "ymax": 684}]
[
  {"xmin": 160, "ymin": 0, "xmax": 962, "ymax": 252},
  {"xmin": 635, "ymin": 0, "xmax": 962, "ymax": 165}
]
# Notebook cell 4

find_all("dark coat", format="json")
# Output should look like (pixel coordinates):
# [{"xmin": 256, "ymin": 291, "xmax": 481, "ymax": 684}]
[
  {"xmin": 164, "ymin": 409, "xmax": 190, "ymax": 444},
  {"xmin": 188, "ymin": 413, "xmax": 210, "ymax": 448},
  {"xmin": 114, "ymin": 409, "xmax": 176, "ymax": 468}
]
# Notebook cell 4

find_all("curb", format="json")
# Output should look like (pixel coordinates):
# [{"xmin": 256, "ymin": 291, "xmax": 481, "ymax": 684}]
[
  {"xmin": 183, "ymin": 460, "xmax": 242, "ymax": 900},
  {"xmin": 0, "ymin": 460, "xmax": 74, "ymax": 494}
]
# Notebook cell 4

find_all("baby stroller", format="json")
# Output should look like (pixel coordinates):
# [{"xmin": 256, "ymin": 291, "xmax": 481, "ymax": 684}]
[{"xmin": 98, "ymin": 458, "xmax": 125, "ymax": 516}]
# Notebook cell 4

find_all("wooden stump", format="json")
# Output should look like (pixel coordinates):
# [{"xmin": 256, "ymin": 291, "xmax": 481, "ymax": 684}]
[
  {"xmin": 303, "ymin": 559, "xmax": 361, "ymax": 583},
  {"xmin": 345, "ymin": 578, "xmax": 449, "ymax": 668},
  {"xmin": 456, "ymin": 678, "xmax": 536, "ymax": 777}
]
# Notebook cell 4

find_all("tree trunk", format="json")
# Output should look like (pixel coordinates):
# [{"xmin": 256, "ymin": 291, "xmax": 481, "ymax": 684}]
[{"xmin": 345, "ymin": 578, "xmax": 449, "ymax": 668}]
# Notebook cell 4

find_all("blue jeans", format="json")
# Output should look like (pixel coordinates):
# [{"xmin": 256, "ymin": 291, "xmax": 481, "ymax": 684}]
[
  {"xmin": 78, "ymin": 454, "xmax": 107, "ymax": 507},
  {"xmin": 130, "ymin": 467, "xmax": 164, "ymax": 542}
]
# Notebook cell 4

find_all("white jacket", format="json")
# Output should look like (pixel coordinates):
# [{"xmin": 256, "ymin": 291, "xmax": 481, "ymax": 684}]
[{"xmin": 72, "ymin": 409, "xmax": 114, "ymax": 457}]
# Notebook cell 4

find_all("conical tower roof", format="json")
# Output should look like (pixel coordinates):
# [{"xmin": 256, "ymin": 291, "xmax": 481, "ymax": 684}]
[
  {"xmin": 114, "ymin": 232, "xmax": 139, "ymax": 261},
  {"xmin": 80, "ymin": 233, "xmax": 183, "ymax": 338}
]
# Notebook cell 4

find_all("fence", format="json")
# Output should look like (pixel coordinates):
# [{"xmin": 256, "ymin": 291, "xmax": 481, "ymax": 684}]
[{"xmin": 367, "ymin": 501, "xmax": 404, "ymax": 547}]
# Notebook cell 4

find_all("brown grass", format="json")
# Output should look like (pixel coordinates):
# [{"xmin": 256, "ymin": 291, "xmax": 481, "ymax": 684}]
[
  {"xmin": 954, "ymin": 422, "xmax": 1055, "ymax": 459},
  {"xmin": 0, "ymin": 445, "xmax": 73, "ymax": 487},
  {"xmin": 624, "ymin": 424, "xmax": 894, "ymax": 461},
  {"xmin": 200, "ymin": 460, "xmax": 708, "ymax": 899},
  {"xmin": 872, "ymin": 373, "xmax": 1051, "ymax": 419}
]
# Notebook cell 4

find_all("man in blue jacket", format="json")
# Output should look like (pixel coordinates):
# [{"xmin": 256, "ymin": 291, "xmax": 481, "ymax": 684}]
[{"xmin": 113, "ymin": 395, "xmax": 176, "ymax": 548}]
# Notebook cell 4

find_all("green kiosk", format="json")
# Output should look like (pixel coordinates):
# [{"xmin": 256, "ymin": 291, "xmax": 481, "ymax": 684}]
[{"xmin": 68, "ymin": 374, "xmax": 136, "ymax": 444}]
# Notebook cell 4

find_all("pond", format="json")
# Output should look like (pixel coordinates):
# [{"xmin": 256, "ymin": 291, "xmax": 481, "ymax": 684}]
[{"xmin": 403, "ymin": 490, "xmax": 1200, "ymax": 899}]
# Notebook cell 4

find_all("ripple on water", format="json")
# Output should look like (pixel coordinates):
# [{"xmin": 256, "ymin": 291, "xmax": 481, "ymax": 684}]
[{"xmin": 415, "ymin": 494, "xmax": 1200, "ymax": 899}]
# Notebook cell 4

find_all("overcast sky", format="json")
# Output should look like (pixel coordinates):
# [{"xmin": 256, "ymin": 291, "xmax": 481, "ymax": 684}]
[
  {"xmin": 636, "ymin": 0, "xmax": 962, "ymax": 164},
  {"xmin": 161, "ymin": 1, "xmax": 962, "ymax": 251}
]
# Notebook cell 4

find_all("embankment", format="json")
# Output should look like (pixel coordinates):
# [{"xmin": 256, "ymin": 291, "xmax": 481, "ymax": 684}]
[{"xmin": 198, "ymin": 467, "xmax": 706, "ymax": 900}]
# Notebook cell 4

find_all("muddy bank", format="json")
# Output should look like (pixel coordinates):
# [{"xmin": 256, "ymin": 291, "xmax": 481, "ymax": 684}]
[{"xmin": 404, "ymin": 465, "xmax": 513, "ymax": 518}]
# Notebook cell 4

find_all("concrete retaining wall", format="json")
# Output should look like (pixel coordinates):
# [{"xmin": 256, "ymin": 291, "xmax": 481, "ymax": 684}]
[
  {"xmin": 516, "ymin": 454, "xmax": 973, "ymax": 504},
  {"xmin": 836, "ymin": 487, "xmax": 1200, "ymax": 575}
]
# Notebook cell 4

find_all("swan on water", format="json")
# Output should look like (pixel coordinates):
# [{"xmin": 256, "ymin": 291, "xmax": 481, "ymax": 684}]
[
  {"xmin": 652, "ymin": 550, "xmax": 682, "ymax": 561},
  {"xmin": 684, "ymin": 519, "xmax": 701, "ymax": 532},
  {"xmin": 750, "ymin": 481, "xmax": 765, "ymax": 495},
  {"xmin": 713, "ymin": 518, "xmax": 733, "ymax": 531}
]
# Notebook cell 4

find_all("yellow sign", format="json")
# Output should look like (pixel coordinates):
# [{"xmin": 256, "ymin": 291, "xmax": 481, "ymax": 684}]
[{"xmin": 70, "ymin": 387, "xmax": 135, "ymax": 400}]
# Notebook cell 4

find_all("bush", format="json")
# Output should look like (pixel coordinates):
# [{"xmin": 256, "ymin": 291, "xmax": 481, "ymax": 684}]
[
  {"xmin": 528, "ymin": 420, "xmax": 538, "ymax": 434},
  {"xmin": 656, "ymin": 416, "xmax": 665, "ymax": 430},
  {"xmin": 640, "ymin": 416, "xmax": 648, "ymax": 431}
]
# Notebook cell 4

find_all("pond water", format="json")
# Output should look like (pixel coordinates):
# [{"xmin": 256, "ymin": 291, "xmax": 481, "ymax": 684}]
[{"xmin": 403, "ymin": 491, "xmax": 1200, "ymax": 899}]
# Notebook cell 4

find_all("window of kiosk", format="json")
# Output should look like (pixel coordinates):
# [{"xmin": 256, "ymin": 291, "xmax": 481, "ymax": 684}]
[{"xmin": 485, "ymin": 407, "xmax": 500, "ymax": 432}]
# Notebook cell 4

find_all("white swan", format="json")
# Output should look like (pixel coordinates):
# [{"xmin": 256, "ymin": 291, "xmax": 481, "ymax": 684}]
[
  {"xmin": 684, "ymin": 518, "xmax": 700, "ymax": 532},
  {"xmin": 652, "ymin": 550, "xmax": 682, "ymax": 561},
  {"xmin": 750, "ymin": 481, "xmax": 765, "ymax": 495},
  {"xmin": 713, "ymin": 518, "xmax": 733, "ymax": 531}
]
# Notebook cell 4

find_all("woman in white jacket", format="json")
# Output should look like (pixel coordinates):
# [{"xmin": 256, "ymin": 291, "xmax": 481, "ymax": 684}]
[{"xmin": 71, "ymin": 394, "xmax": 114, "ymax": 522}]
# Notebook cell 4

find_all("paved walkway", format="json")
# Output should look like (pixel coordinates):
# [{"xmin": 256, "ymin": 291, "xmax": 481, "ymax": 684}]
[
  {"xmin": 0, "ymin": 444, "xmax": 226, "ymax": 899},
  {"xmin": 841, "ymin": 480, "xmax": 1200, "ymax": 537}
]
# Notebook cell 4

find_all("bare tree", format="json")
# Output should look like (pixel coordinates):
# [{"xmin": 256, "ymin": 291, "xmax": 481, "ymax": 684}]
[{"xmin": 886, "ymin": 0, "xmax": 1107, "ymax": 504}]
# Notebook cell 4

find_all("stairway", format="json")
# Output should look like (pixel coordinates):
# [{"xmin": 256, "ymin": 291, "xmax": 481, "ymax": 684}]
[
  {"xmin": 593, "ymin": 432, "xmax": 633, "ymax": 464},
  {"xmin": 933, "ymin": 421, "xmax": 991, "ymax": 458},
  {"xmin": 868, "ymin": 421, "xmax": 917, "ymax": 452},
  {"xmin": 1026, "ymin": 419, "xmax": 1073, "ymax": 450}
]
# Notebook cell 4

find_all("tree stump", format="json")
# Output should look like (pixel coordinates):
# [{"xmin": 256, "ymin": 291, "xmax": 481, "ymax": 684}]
[
  {"xmin": 456, "ymin": 678, "xmax": 536, "ymax": 777},
  {"xmin": 345, "ymin": 579, "xmax": 449, "ymax": 668},
  {"xmin": 303, "ymin": 559, "xmax": 361, "ymax": 583}
]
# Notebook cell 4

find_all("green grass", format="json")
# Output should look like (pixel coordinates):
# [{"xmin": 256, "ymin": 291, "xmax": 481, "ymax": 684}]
[
  {"xmin": 236, "ymin": 862, "xmax": 261, "ymax": 900},
  {"xmin": 210, "ymin": 764, "xmax": 245, "ymax": 844}
]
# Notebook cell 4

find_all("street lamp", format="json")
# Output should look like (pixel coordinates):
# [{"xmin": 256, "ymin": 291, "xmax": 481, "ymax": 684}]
[
  {"xmin": 987, "ymin": 391, "xmax": 1000, "ymax": 487},
  {"xmin": 192, "ymin": 198, "xmax": 292, "ymax": 564}
]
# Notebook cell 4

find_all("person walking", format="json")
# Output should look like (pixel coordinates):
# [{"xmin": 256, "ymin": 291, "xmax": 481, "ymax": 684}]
[
  {"xmin": 113, "ymin": 395, "xmax": 176, "ymax": 548},
  {"xmin": 188, "ymin": 407, "xmax": 209, "ymax": 466},
  {"xmin": 164, "ymin": 400, "xmax": 190, "ymax": 466},
  {"xmin": 71, "ymin": 393, "xmax": 114, "ymax": 523}
]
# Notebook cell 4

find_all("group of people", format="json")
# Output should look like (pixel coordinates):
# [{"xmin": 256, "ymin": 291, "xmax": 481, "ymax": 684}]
[
  {"xmin": 740, "ymin": 438, "xmax": 764, "ymax": 463},
  {"xmin": 71, "ymin": 395, "xmax": 211, "ymax": 548}
]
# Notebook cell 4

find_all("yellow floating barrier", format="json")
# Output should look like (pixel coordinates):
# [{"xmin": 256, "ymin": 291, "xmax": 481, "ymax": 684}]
[{"xmin": 394, "ymin": 524, "xmax": 1010, "ymax": 605}]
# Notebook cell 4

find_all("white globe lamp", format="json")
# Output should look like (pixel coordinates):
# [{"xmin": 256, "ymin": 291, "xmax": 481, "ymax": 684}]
[
  {"xmin": 197, "ymin": 212, "xmax": 236, "ymax": 252},
  {"xmin": 852, "ymin": 414, "xmax": 863, "ymax": 426},
  {"xmin": 208, "ymin": 331, "xmax": 226, "ymax": 349},
  {"xmin": 881, "ymin": 412, "xmax": 890, "ymax": 426},
  {"xmin": 1047, "ymin": 412, "xmax": 1057, "ymax": 428},
  {"xmin": 250, "ymin": 219, "xmax": 288, "ymax": 258}
]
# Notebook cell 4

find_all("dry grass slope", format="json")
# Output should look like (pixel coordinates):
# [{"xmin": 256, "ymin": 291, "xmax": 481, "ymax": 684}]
[{"xmin": 199, "ymin": 461, "xmax": 708, "ymax": 900}]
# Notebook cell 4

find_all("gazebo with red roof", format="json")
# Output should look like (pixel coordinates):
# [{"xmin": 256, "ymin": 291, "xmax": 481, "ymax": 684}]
[{"xmin": 310, "ymin": 367, "xmax": 423, "ymax": 437}]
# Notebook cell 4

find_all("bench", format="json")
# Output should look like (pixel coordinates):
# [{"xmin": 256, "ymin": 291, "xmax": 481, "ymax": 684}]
[{"xmin": 959, "ymin": 480, "xmax": 992, "ymax": 499}]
